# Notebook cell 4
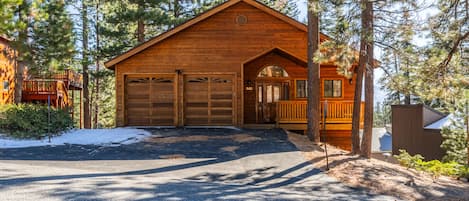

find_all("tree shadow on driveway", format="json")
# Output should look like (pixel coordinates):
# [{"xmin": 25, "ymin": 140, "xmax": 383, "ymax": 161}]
[{"xmin": 0, "ymin": 128, "xmax": 396, "ymax": 200}]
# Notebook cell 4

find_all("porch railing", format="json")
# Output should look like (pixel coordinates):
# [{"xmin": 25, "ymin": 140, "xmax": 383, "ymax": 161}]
[
  {"xmin": 22, "ymin": 80, "xmax": 59, "ymax": 95},
  {"xmin": 277, "ymin": 100, "xmax": 365, "ymax": 124},
  {"xmin": 22, "ymin": 80, "xmax": 70, "ymax": 108},
  {"xmin": 28, "ymin": 69, "xmax": 83, "ymax": 89}
]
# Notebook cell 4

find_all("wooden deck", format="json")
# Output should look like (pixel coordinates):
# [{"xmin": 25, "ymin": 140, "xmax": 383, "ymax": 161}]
[{"xmin": 21, "ymin": 69, "xmax": 83, "ymax": 117}]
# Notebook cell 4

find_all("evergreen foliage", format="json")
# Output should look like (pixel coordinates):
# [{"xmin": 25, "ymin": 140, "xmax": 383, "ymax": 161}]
[
  {"xmin": 395, "ymin": 149, "xmax": 469, "ymax": 179},
  {"xmin": 29, "ymin": 0, "xmax": 75, "ymax": 73},
  {"xmin": 441, "ymin": 106, "xmax": 469, "ymax": 164},
  {"xmin": 0, "ymin": 104, "xmax": 73, "ymax": 139},
  {"xmin": 0, "ymin": 0, "xmax": 23, "ymax": 35},
  {"xmin": 260, "ymin": 0, "xmax": 299, "ymax": 19}
]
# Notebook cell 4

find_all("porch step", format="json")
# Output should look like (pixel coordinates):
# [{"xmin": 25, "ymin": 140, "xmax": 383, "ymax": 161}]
[{"xmin": 243, "ymin": 124, "xmax": 276, "ymax": 129}]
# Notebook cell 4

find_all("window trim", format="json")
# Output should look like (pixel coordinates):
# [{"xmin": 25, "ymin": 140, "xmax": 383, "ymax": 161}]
[
  {"xmin": 2, "ymin": 80, "xmax": 9, "ymax": 93},
  {"xmin": 256, "ymin": 65, "xmax": 289, "ymax": 78},
  {"xmin": 294, "ymin": 79, "xmax": 308, "ymax": 99},
  {"xmin": 321, "ymin": 78, "xmax": 344, "ymax": 99}
]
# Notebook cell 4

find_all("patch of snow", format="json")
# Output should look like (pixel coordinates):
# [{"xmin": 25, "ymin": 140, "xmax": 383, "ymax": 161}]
[
  {"xmin": 424, "ymin": 114, "xmax": 454, "ymax": 130},
  {"xmin": 0, "ymin": 128, "xmax": 151, "ymax": 148}
]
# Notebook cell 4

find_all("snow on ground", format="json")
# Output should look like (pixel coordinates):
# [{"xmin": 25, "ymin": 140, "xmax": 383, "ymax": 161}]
[{"xmin": 0, "ymin": 128, "xmax": 151, "ymax": 148}]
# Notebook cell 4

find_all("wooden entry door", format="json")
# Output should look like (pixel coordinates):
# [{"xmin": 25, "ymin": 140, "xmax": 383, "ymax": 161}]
[{"xmin": 256, "ymin": 81, "xmax": 289, "ymax": 123}]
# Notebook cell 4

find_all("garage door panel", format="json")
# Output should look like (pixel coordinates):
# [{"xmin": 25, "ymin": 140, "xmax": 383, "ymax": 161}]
[
  {"xmin": 184, "ymin": 74, "xmax": 234, "ymax": 126},
  {"xmin": 125, "ymin": 75, "xmax": 176, "ymax": 126}
]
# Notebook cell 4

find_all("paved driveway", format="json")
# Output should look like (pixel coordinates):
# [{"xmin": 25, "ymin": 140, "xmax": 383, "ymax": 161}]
[{"xmin": 0, "ymin": 128, "xmax": 397, "ymax": 200}]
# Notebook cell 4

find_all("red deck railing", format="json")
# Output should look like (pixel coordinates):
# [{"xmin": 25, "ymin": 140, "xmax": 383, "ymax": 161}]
[{"xmin": 28, "ymin": 69, "xmax": 83, "ymax": 89}]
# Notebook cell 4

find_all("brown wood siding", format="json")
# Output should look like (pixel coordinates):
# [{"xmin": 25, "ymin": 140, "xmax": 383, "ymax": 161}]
[
  {"xmin": 0, "ymin": 39, "xmax": 16, "ymax": 104},
  {"xmin": 392, "ymin": 105, "xmax": 446, "ymax": 160}
]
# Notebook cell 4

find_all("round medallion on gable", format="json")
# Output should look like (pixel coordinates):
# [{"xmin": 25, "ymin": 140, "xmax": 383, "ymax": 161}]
[{"xmin": 236, "ymin": 15, "xmax": 248, "ymax": 25}]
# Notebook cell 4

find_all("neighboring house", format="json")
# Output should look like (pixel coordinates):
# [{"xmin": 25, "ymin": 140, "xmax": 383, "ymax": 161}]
[
  {"xmin": 105, "ymin": 0, "xmax": 366, "ymax": 150},
  {"xmin": 0, "ymin": 36, "xmax": 83, "ymax": 124},
  {"xmin": 392, "ymin": 104, "xmax": 447, "ymax": 160},
  {"xmin": 0, "ymin": 36, "xmax": 18, "ymax": 104}
]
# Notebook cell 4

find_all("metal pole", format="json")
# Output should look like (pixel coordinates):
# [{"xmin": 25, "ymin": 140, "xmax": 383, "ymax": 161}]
[
  {"xmin": 323, "ymin": 100, "xmax": 329, "ymax": 170},
  {"xmin": 48, "ymin": 94, "xmax": 51, "ymax": 143}
]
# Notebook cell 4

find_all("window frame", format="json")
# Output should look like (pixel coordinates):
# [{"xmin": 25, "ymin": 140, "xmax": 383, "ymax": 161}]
[
  {"xmin": 321, "ymin": 78, "xmax": 344, "ymax": 99},
  {"xmin": 2, "ymin": 80, "xmax": 9, "ymax": 92},
  {"xmin": 257, "ymin": 65, "xmax": 289, "ymax": 78},
  {"xmin": 294, "ymin": 79, "xmax": 308, "ymax": 99}
]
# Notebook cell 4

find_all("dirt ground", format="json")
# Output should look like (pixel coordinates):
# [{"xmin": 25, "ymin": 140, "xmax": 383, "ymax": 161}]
[{"xmin": 287, "ymin": 131, "xmax": 469, "ymax": 201}]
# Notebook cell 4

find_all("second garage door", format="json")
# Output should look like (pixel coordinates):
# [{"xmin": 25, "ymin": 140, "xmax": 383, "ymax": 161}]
[{"xmin": 184, "ymin": 74, "xmax": 235, "ymax": 126}]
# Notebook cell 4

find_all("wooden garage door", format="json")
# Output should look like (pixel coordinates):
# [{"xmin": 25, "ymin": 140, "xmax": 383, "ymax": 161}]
[
  {"xmin": 125, "ymin": 75, "xmax": 176, "ymax": 126},
  {"xmin": 184, "ymin": 74, "xmax": 235, "ymax": 125}
]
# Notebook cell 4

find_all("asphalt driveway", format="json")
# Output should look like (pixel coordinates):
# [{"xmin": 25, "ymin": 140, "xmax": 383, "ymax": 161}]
[{"xmin": 0, "ymin": 128, "xmax": 397, "ymax": 200}]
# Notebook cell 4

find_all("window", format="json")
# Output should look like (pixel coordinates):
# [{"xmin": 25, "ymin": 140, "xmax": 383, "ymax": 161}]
[
  {"xmin": 257, "ymin": 65, "xmax": 289, "ymax": 78},
  {"xmin": 323, "ymin": 79, "xmax": 342, "ymax": 98},
  {"xmin": 296, "ymin": 80, "xmax": 307, "ymax": 98},
  {"xmin": 3, "ymin": 81, "xmax": 9, "ymax": 92}
]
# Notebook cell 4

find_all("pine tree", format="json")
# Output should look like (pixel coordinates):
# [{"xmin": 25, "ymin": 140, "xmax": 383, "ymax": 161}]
[
  {"xmin": 360, "ymin": 0, "xmax": 374, "ymax": 158},
  {"xmin": 441, "ymin": 106, "xmax": 468, "ymax": 164},
  {"xmin": 100, "ymin": 0, "xmax": 170, "ymax": 58},
  {"xmin": 260, "ymin": 0, "xmax": 300, "ymax": 18},
  {"xmin": 0, "ymin": 0, "xmax": 23, "ymax": 35},
  {"xmin": 415, "ymin": 0, "xmax": 468, "ymax": 110},
  {"xmin": 30, "ymin": 0, "xmax": 75, "ymax": 73}
]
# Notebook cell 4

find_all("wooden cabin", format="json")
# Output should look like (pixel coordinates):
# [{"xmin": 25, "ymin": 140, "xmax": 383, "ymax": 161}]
[
  {"xmin": 0, "ymin": 36, "xmax": 83, "ymax": 123},
  {"xmin": 105, "ymin": 0, "xmax": 365, "ymax": 150},
  {"xmin": 0, "ymin": 36, "xmax": 17, "ymax": 104}
]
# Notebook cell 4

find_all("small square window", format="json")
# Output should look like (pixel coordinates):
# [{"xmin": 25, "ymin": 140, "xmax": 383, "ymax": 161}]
[
  {"xmin": 324, "ymin": 80, "xmax": 342, "ymax": 98},
  {"xmin": 3, "ymin": 81, "xmax": 9, "ymax": 92}
]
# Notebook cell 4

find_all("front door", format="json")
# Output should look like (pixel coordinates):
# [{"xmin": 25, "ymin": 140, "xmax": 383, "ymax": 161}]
[{"xmin": 256, "ymin": 81, "xmax": 289, "ymax": 123}]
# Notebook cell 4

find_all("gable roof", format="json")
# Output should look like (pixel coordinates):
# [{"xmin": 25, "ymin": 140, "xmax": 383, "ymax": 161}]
[{"xmin": 104, "ymin": 0, "xmax": 329, "ymax": 69}]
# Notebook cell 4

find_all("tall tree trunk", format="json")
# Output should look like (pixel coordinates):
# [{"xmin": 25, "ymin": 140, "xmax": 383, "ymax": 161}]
[
  {"xmin": 137, "ymin": 1, "xmax": 145, "ymax": 43},
  {"xmin": 94, "ymin": 1, "xmax": 100, "ymax": 128},
  {"xmin": 14, "ymin": 2, "xmax": 29, "ymax": 104},
  {"xmin": 82, "ymin": 0, "xmax": 91, "ymax": 129},
  {"xmin": 404, "ymin": 64, "xmax": 410, "ymax": 104},
  {"xmin": 361, "ymin": 0, "xmax": 374, "ymax": 158},
  {"xmin": 306, "ymin": 0, "xmax": 320, "ymax": 143},
  {"xmin": 351, "ymin": 27, "xmax": 366, "ymax": 154}
]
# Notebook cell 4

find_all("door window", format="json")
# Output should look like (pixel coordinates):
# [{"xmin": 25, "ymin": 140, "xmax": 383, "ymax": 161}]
[{"xmin": 266, "ymin": 85, "xmax": 273, "ymax": 103}]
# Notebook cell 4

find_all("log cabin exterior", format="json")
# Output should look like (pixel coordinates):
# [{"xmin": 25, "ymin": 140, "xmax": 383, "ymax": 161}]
[
  {"xmin": 105, "ymin": 0, "xmax": 365, "ymax": 150},
  {"xmin": 0, "ymin": 36, "xmax": 17, "ymax": 104},
  {"xmin": 0, "ymin": 36, "xmax": 83, "ymax": 122}
]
